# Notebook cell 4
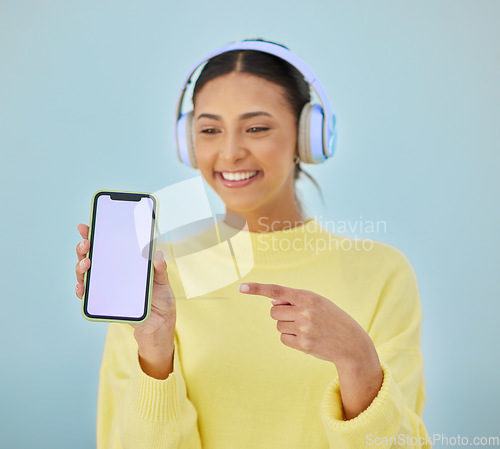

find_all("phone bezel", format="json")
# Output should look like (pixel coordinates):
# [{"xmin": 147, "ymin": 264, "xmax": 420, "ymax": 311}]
[{"xmin": 82, "ymin": 189, "xmax": 158, "ymax": 324}]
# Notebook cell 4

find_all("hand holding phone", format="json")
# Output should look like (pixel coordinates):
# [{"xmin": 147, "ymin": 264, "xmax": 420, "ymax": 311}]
[
  {"xmin": 81, "ymin": 190, "xmax": 161, "ymax": 323},
  {"xmin": 75, "ymin": 190, "xmax": 177, "ymax": 379}
]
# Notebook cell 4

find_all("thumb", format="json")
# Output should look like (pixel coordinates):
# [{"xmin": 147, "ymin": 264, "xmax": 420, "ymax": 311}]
[{"xmin": 152, "ymin": 250, "xmax": 169, "ymax": 285}]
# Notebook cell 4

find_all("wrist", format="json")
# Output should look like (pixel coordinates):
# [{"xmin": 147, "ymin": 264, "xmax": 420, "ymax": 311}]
[
  {"xmin": 337, "ymin": 354, "xmax": 382, "ymax": 387},
  {"xmin": 336, "ymin": 331, "xmax": 379, "ymax": 374},
  {"xmin": 138, "ymin": 344, "xmax": 175, "ymax": 380},
  {"xmin": 134, "ymin": 314, "xmax": 176, "ymax": 351},
  {"xmin": 135, "ymin": 320, "xmax": 176, "ymax": 380},
  {"xmin": 336, "ymin": 338, "xmax": 383, "ymax": 420}
]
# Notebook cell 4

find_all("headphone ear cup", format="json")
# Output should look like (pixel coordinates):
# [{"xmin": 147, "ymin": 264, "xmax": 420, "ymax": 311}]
[
  {"xmin": 185, "ymin": 111, "xmax": 197, "ymax": 169},
  {"xmin": 297, "ymin": 103, "xmax": 316, "ymax": 164},
  {"xmin": 300, "ymin": 103, "xmax": 328, "ymax": 164},
  {"xmin": 176, "ymin": 111, "xmax": 198, "ymax": 168}
]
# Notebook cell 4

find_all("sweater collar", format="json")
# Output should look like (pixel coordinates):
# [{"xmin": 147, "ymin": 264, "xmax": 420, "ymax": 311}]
[{"xmin": 215, "ymin": 216, "xmax": 332, "ymax": 268}]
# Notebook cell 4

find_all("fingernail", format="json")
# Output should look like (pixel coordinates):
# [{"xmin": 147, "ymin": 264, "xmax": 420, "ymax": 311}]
[
  {"xmin": 271, "ymin": 299, "xmax": 278, "ymax": 305},
  {"xmin": 239, "ymin": 283, "xmax": 249, "ymax": 293},
  {"xmin": 80, "ymin": 258, "xmax": 86, "ymax": 266}
]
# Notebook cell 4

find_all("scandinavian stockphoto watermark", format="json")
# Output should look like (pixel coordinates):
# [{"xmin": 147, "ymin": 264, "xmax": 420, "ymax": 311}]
[
  {"xmin": 151, "ymin": 176, "xmax": 254, "ymax": 299},
  {"xmin": 366, "ymin": 433, "xmax": 499, "ymax": 447},
  {"xmin": 256, "ymin": 215, "xmax": 388, "ymax": 254},
  {"xmin": 257, "ymin": 215, "xmax": 388, "ymax": 235}
]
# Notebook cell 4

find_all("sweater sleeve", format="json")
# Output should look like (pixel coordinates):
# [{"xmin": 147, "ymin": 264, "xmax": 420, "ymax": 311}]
[
  {"xmin": 320, "ymin": 246, "xmax": 432, "ymax": 448},
  {"xmin": 96, "ymin": 323, "xmax": 202, "ymax": 449}
]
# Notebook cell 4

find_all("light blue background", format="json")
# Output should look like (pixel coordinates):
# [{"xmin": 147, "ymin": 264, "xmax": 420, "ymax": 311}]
[{"xmin": 1, "ymin": 1, "xmax": 498, "ymax": 447}]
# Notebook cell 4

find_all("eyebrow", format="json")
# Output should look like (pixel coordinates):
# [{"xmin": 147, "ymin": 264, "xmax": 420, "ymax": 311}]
[{"xmin": 196, "ymin": 111, "xmax": 272, "ymax": 121}]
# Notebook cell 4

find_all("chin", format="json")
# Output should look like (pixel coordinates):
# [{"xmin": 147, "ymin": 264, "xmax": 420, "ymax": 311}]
[{"xmin": 221, "ymin": 196, "xmax": 263, "ymax": 214}]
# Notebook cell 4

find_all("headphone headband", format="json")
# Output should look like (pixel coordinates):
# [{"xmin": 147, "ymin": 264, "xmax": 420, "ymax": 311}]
[{"xmin": 175, "ymin": 40, "xmax": 337, "ymax": 161}]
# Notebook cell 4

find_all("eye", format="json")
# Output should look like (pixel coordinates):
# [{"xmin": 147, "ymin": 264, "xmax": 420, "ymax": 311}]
[
  {"xmin": 200, "ymin": 128, "xmax": 220, "ymax": 135},
  {"xmin": 247, "ymin": 127, "xmax": 270, "ymax": 133}
]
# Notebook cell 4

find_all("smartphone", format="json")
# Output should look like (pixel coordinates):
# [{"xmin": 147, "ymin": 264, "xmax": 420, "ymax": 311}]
[{"xmin": 82, "ymin": 190, "xmax": 159, "ymax": 323}]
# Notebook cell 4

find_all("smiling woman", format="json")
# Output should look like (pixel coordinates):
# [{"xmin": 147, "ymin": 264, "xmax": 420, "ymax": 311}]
[
  {"xmin": 191, "ymin": 47, "xmax": 324, "ymax": 231},
  {"xmin": 78, "ymin": 39, "xmax": 432, "ymax": 449},
  {"xmin": 194, "ymin": 71, "xmax": 301, "ymax": 230}
]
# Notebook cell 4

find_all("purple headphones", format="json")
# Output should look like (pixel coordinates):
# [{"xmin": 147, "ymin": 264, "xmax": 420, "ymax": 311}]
[{"xmin": 175, "ymin": 40, "xmax": 337, "ymax": 168}]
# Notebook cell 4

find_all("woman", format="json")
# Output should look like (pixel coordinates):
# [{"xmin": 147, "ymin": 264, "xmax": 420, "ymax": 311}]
[{"xmin": 75, "ymin": 40, "xmax": 431, "ymax": 448}]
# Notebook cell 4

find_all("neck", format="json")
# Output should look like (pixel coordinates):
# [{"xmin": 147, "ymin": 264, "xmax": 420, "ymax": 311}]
[{"xmin": 224, "ymin": 205, "xmax": 305, "ymax": 233}]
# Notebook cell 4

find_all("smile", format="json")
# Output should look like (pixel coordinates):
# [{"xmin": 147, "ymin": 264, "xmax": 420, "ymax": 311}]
[
  {"xmin": 216, "ymin": 170, "xmax": 262, "ymax": 188},
  {"xmin": 221, "ymin": 171, "xmax": 258, "ymax": 181}
]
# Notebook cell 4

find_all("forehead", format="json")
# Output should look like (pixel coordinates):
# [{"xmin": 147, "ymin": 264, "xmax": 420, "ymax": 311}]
[{"xmin": 193, "ymin": 72, "xmax": 291, "ymax": 113}]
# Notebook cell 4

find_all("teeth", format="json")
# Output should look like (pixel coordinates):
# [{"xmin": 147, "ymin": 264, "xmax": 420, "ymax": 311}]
[{"xmin": 221, "ymin": 171, "xmax": 257, "ymax": 181}]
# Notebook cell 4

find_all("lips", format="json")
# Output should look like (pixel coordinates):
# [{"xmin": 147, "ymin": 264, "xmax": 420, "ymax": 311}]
[{"xmin": 216, "ymin": 170, "xmax": 262, "ymax": 188}]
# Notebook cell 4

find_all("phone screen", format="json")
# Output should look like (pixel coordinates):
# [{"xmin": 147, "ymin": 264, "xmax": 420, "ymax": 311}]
[{"xmin": 83, "ymin": 191, "xmax": 157, "ymax": 322}]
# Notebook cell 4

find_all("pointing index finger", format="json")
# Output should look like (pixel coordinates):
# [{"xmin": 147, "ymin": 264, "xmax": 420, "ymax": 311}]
[{"xmin": 239, "ymin": 282, "xmax": 299, "ymax": 304}]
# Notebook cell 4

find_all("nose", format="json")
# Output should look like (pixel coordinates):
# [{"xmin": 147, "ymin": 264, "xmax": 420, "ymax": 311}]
[{"xmin": 219, "ymin": 130, "xmax": 247, "ymax": 162}]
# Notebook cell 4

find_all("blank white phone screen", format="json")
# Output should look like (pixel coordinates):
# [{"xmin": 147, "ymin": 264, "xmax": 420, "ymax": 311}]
[{"xmin": 86, "ymin": 195, "xmax": 154, "ymax": 319}]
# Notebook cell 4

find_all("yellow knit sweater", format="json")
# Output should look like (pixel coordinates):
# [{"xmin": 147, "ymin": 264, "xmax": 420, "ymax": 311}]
[{"xmin": 96, "ymin": 217, "xmax": 431, "ymax": 448}]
